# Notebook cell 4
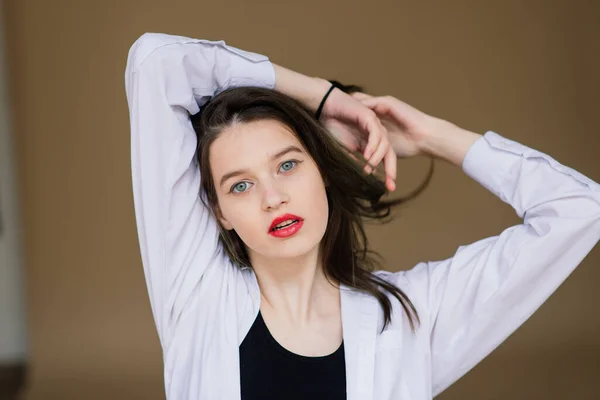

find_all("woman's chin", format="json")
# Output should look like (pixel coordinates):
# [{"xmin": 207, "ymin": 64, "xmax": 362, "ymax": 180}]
[{"xmin": 262, "ymin": 236, "xmax": 322, "ymax": 261}]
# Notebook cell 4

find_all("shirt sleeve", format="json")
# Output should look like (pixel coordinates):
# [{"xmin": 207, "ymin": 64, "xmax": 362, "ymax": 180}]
[
  {"xmin": 124, "ymin": 33, "xmax": 275, "ymax": 347},
  {"xmin": 404, "ymin": 131, "xmax": 600, "ymax": 396}
]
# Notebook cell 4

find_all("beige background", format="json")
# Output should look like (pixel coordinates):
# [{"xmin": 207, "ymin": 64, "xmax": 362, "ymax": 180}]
[{"xmin": 3, "ymin": 0, "xmax": 599, "ymax": 398}]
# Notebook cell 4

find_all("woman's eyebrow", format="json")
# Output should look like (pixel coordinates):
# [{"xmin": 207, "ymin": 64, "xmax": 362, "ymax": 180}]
[{"xmin": 218, "ymin": 145, "xmax": 304, "ymax": 188}]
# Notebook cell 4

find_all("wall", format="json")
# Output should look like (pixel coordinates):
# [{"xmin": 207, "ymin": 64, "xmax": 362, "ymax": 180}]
[
  {"xmin": 2, "ymin": 0, "xmax": 599, "ymax": 399},
  {"xmin": 0, "ymin": 0, "xmax": 28, "ymax": 373}
]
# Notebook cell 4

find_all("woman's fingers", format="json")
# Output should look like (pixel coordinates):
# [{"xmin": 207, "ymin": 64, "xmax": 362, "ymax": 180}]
[
  {"xmin": 364, "ymin": 133, "xmax": 389, "ymax": 175},
  {"xmin": 360, "ymin": 112, "xmax": 383, "ymax": 163},
  {"xmin": 361, "ymin": 96, "xmax": 422, "ymax": 130},
  {"xmin": 363, "ymin": 142, "xmax": 397, "ymax": 191},
  {"xmin": 351, "ymin": 92, "xmax": 373, "ymax": 101},
  {"xmin": 383, "ymin": 147, "xmax": 397, "ymax": 191},
  {"xmin": 361, "ymin": 97, "xmax": 395, "ymax": 119},
  {"xmin": 323, "ymin": 92, "xmax": 398, "ymax": 190}
]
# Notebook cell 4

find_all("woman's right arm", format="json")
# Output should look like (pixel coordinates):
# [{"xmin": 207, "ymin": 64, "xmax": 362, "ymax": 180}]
[
  {"xmin": 125, "ymin": 33, "xmax": 392, "ymax": 348},
  {"xmin": 125, "ymin": 33, "xmax": 279, "ymax": 347}
]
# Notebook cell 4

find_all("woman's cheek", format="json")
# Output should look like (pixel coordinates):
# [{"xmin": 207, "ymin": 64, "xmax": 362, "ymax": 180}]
[{"xmin": 229, "ymin": 200, "xmax": 263, "ymax": 242}]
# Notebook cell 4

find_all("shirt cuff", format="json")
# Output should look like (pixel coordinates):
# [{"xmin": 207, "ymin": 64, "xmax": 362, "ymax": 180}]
[
  {"xmin": 461, "ymin": 131, "xmax": 526, "ymax": 202},
  {"xmin": 462, "ymin": 131, "xmax": 598, "ymax": 204},
  {"xmin": 218, "ymin": 42, "xmax": 276, "ymax": 93}
]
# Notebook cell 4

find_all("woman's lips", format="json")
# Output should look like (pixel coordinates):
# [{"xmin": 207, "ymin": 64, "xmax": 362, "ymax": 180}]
[
  {"xmin": 268, "ymin": 219, "xmax": 304, "ymax": 238},
  {"xmin": 268, "ymin": 213, "xmax": 303, "ymax": 232}
]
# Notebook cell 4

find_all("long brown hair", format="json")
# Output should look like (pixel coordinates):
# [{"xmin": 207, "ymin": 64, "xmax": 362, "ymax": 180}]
[{"xmin": 191, "ymin": 86, "xmax": 434, "ymax": 331}]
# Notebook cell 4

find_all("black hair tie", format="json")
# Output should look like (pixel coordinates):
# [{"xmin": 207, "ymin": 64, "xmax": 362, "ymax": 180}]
[{"xmin": 315, "ymin": 84, "xmax": 337, "ymax": 121}]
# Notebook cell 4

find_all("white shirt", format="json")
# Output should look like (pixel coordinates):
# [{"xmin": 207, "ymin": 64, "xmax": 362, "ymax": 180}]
[{"xmin": 124, "ymin": 33, "xmax": 600, "ymax": 399}]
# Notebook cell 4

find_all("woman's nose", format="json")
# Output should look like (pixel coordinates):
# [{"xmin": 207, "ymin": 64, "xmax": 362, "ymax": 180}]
[{"xmin": 262, "ymin": 183, "xmax": 289, "ymax": 211}]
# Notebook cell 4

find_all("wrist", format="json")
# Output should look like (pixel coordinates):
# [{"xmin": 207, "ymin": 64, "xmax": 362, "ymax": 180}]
[
  {"xmin": 273, "ymin": 64, "xmax": 330, "ymax": 111},
  {"xmin": 418, "ymin": 119, "xmax": 482, "ymax": 167}
]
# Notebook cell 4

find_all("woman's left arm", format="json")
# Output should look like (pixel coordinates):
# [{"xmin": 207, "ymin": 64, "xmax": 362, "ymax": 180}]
[
  {"xmin": 362, "ymin": 96, "xmax": 600, "ymax": 396},
  {"xmin": 422, "ymin": 126, "xmax": 599, "ymax": 395}
]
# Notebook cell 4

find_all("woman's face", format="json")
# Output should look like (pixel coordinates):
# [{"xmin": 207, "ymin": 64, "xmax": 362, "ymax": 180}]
[{"xmin": 209, "ymin": 119, "xmax": 329, "ymax": 261}]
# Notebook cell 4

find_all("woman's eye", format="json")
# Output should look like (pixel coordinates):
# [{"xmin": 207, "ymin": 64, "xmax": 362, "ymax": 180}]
[
  {"xmin": 231, "ymin": 181, "xmax": 251, "ymax": 194},
  {"xmin": 280, "ymin": 160, "xmax": 297, "ymax": 172},
  {"xmin": 229, "ymin": 160, "xmax": 300, "ymax": 194}
]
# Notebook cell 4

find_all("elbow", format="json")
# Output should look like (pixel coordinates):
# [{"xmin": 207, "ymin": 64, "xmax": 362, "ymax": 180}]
[
  {"xmin": 126, "ymin": 32, "xmax": 165, "ymax": 74},
  {"xmin": 592, "ymin": 204, "xmax": 600, "ymax": 242},
  {"xmin": 527, "ymin": 193, "xmax": 600, "ymax": 247},
  {"xmin": 587, "ymin": 192, "xmax": 600, "ymax": 236},
  {"xmin": 575, "ymin": 195, "xmax": 600, "ymax": 247}
]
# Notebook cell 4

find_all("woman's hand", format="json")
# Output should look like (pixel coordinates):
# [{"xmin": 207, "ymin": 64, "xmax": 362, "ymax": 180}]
[
  {"xmin": 320, "ymin": 88, "xmax": 397, "ymax": 192},
  {"xmin": 272, "ymin": 66, "xmax": 396, "ymax": 191},
  {"xmin": 353, "ymin": 93, "xmax": 482, "ymax": 166},
  {"xmin": 350, "ymin": 93, "xmax": 436, "ymax": 158}
]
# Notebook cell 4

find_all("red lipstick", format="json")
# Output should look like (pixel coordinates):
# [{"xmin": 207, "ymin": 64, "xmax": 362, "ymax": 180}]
[{"xmin": 268, "ymin": 213, "xmax": 304, "ymax": 238}]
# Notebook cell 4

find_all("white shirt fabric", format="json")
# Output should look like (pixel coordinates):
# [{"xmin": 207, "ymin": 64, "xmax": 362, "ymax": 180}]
[{"xmin": 124, "ymin": 32, "xmax": 600, "ymax": 400}]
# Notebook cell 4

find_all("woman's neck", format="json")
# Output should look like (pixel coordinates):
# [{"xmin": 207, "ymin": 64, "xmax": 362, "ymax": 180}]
[{"xmin": 249, "ymin": 247, "xmax": 340, "ymax": 325}]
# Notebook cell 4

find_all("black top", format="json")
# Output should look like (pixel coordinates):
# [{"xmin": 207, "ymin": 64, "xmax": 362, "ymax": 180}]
[{"xmin": 239, "ymin": 311, "xmax": 347, "ymax": 399}]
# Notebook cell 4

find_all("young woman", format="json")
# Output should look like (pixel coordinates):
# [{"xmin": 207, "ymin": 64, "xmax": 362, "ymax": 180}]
[{"xmin": 124, "ymin": 32, "xmax": 600, "ymax": 400}]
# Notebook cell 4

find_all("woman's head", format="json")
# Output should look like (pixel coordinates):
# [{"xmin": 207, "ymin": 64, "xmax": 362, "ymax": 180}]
[
  {"xmin": 206, "ymin": 117, "xmax": 329, "ymax": 264},
  {"xmin": 191, "ymin": 87, "xmax": 425, "ymax": 330}
]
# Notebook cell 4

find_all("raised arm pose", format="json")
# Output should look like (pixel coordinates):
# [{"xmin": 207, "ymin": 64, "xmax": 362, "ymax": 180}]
[{"xmin": 125, "ymin": 33, "xmax": 600, "ymax": 400}]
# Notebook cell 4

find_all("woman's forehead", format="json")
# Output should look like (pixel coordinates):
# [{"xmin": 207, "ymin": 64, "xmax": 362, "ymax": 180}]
[
  {"xmin": 209, "ymin": 120, "xmax": 305, "ymax": 169},
  {"xmin": 219, "ymin": 119, "xmax": 299, "ymax": 148}
]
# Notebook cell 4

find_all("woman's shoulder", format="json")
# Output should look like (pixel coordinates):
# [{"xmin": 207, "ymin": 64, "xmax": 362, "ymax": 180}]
[
  {"xmin": 372, "ymin": 268, "xmax": 417, "ymax": 300},
  {"xmin": 371, "ymin": 264, "xmax": 433, "ymax": 309},
  {"xmin": 373, "ymin": 269, "xmax": 405, "ymax": 281},
  {"xmin": 373, "ymin": 258, "xmax": 452, "ymax": 290},
  {"xmin": 372, "ymin": 263, "xmax": 427, "ymax": 286}
]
